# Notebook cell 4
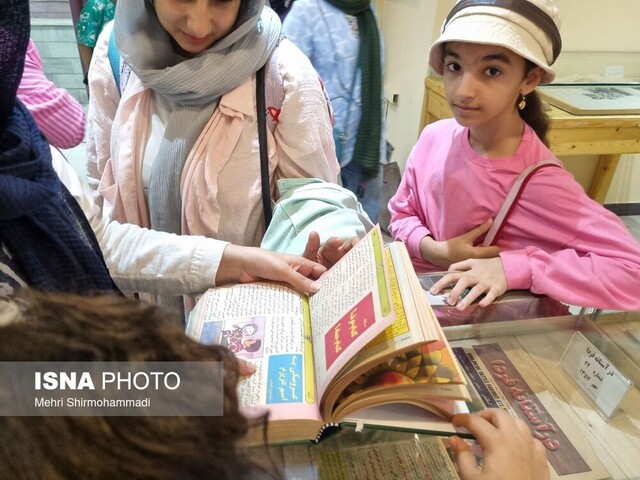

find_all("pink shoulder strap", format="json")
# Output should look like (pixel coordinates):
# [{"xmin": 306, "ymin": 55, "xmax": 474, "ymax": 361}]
[{"xmin": 482, "ymin": 160, "xmax": 562, "ymax": 247}]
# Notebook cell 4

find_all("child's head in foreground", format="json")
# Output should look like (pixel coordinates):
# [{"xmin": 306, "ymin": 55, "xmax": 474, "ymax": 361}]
[{"xmin": 0, "ymin": 291, "xmax": 278, "ymax": 480}]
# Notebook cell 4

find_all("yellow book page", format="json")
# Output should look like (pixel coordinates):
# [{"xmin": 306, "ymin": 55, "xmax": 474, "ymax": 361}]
[{"xmin": 366, "ymin": 247, "xmax": 410, "ymax": 349}]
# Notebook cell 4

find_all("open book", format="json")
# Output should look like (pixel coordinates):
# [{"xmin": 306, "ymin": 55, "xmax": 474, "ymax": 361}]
[{"xmin": 187, "ymin": 226, "xmax": 470, "ymax": 444}]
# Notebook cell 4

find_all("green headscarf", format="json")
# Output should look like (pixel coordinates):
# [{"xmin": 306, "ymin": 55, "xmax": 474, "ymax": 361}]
[{"xmin": 325, "ymin": 0, "xmax": 382, "ymax": 180}]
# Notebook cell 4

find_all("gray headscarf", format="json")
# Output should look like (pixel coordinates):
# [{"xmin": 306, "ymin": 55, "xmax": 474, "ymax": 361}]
[{"xmin": 114, "ymin": 0, "xmax": 281, "ymax": 234}]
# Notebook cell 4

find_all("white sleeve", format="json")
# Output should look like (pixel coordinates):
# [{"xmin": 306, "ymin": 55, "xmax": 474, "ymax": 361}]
[{"xmin": 52, "ymin": 148, "xmax": 228, "ymax": 295}]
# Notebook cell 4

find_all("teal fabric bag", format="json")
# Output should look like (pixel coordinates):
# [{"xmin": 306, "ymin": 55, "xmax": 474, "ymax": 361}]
[{"xmin": 260, "ymin": 178, "xmax": 373, "ymax": 255}]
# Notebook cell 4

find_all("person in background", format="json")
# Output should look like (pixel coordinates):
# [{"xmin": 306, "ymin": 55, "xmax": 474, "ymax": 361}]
[
  {"xmin": 0, "ymin": 290, "xmax": 549, "ymax": 480},
  {"xmin": 86, "ymin": 0, "xmax": 366, "ymax": 311},
  {"xmin": 1, "ymin": 0, "xmax": 326, "ymax": 303},
  {"xmin": 2, "ymin": 7, "xmax": 115, "ymax": 296},
  {"xmin": 270, "ymin": 0, "xmax": 295, "ymax": 20},
  {"xmin": 76, "ymin": 0, "xmax": 116, "ymax": 83},
  {"xmin": 388, "ymin": 0, "xmax": 640, "ymax": 312},
  {"xmin": 87, "ymin": 0, "xmax": 339, "ymax": 243},
  {"xmin": 17, "ymin": 39, "xmax": 86, "ymax": 149},
  {"xmin": 283, "ymin": 0, "xmax": 386, "ymax": 223}
]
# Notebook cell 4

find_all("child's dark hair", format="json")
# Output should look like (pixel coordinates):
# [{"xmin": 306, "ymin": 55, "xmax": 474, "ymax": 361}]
[
  {"xmin": 518, "ymin": 60, "xmax": 551, "ymax": 147},
  {"xmin": 0, "ymin": 291, "xmax": 281, "ymax": 480}
]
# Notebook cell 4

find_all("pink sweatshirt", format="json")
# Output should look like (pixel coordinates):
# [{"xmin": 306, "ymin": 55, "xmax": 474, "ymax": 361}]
[
  {"xmin": 17, "ymin": 40, "xmax": 86, "ymax": 149},
  {"xmin": 389, "ymin": 119, "xmax": 640, "ymax": 311}
]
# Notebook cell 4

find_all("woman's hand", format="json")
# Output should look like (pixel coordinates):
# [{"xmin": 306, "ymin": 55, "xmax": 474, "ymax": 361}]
[
  {"xmin": 303, "ymin": 231, "xmax": 359, "ymax": 269},
  {"xmin": 448, "ymin": 409, "xmax": 549, "ymax": 480},
  {"xmin": 215, "ymin": 245, "xmax": 325, "ymax": 295},
  {"xmin": 430, "ymin": 257, "xmax": 508, "ymax": 310}
]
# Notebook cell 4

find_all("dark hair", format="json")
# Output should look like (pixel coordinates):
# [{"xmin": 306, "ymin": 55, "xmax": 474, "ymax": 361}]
[
  {"xmin": 518, "ymin": 60, "xmax": 551, "ymax": 147},
  {"xmin": 0, "ymin": 291, "xmax": 280, "ymax": 480}
]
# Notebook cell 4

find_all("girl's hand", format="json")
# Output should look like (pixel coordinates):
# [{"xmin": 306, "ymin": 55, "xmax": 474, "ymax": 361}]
[
  {"xmin": 430, "ymin": 257, "xmax": 508, "ymax": 310},
  {"xmin": 420, "ymin": 219, "xmax": 500, "ymax": 268},
  {"xmin": 448, "ymin": 409, "xmax": 549, "ymax": 480}
]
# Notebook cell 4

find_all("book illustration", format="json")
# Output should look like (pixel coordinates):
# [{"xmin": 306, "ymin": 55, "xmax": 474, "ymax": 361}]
[
  {"xmin": 215, "ymin": 317, "xmax": 266, "ymax": 359},
  {"xmin": 335, "ymin": 340, "xmax": 462, "ymax": 409},
  {"xmin": 189, "ymin": 281, "xmax": 318, "ymax": 413},
  {"xmin": 309, "ymin": 227, "xmax": 394, "ymax": 396}
]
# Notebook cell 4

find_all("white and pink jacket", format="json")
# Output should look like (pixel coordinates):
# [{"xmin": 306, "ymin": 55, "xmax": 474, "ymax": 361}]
[{"xmin": 86, "ymin": 22, "xmax": 339, "ymax": 248}]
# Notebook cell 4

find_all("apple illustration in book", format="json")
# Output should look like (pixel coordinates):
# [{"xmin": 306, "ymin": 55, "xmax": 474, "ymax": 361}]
[{"xmin": 363, "ymin": 371, "xmax": 415, "ymax": 388}]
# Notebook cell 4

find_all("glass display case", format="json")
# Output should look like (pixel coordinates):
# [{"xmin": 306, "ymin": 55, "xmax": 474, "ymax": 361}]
[
  {"xmin": 551, "ymin": 51, "xmax": 640, "ymax": 84},
  {"xmin": 582, "ymin": 309, "xmax": 640, "ymax": 393},
  {"xmin": 255, "ymin": 307, "xmax": 640, "ymax": 480},
  {"xmin": 538, "ymin": 51, "xmax": 640, "ymax": 116}
]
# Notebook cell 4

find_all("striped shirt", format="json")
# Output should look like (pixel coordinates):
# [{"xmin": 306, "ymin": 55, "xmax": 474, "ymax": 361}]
[{"xmin": 17, "ymin": 39, "xmax": 86, "ymax": 149}]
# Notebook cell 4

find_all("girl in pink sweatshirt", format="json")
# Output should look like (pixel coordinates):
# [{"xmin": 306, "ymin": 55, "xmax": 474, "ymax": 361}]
[{"xmin": 389, "ymin": 0, "xmax": 640, "ymax": 311}]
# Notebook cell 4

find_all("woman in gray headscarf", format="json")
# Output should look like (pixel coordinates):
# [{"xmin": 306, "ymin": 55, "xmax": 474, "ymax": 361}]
[
  {"xmin": 1, "ymin": 0, "xmax": 328, "ymax": 303},
  {"xmin": 86, "ymin": 0, "xmax": 352, "ymax": 284}
]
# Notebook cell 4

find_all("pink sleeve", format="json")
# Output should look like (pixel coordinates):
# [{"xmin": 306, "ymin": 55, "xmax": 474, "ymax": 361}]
[
  {"xmin": 500, "ymin": 171, "xmax": 640, "ymax": 311},
  {"xmin": 388, "ymin": 132, "xmax": 433, "ymax": 262},
  {"xmin": 17, "ymin": 40, "xmax": 86, "ymax": 149}
]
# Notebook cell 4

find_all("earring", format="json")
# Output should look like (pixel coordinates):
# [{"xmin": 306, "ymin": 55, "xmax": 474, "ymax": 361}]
[{"xmin": 518, "ymin": 95, "xmax": 527, "ymax": 110}]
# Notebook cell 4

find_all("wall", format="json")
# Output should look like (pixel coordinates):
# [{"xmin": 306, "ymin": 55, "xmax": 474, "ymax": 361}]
[
  {"xmin": 30, "ymin": 0, "xmax": 73, "ymax": 19},
  {"xmin": 377, "ymin": 1, "xmax": 447, "ymax": 171},
  {"xmin": 380, "ymin": 0, "xmax": 640, "ymax": 204},
  {"xmin": 29, "ymin": 0, "xmax": 87, "ymax": 105},
  {"xmin": 556, "ymin": 0, "xmax": 640, "ymax": 204}
]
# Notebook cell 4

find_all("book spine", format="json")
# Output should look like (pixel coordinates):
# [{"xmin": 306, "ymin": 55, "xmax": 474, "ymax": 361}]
[{"xmin": 315, "ymin": 423, "xmax": 341, "ymax": 443}]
